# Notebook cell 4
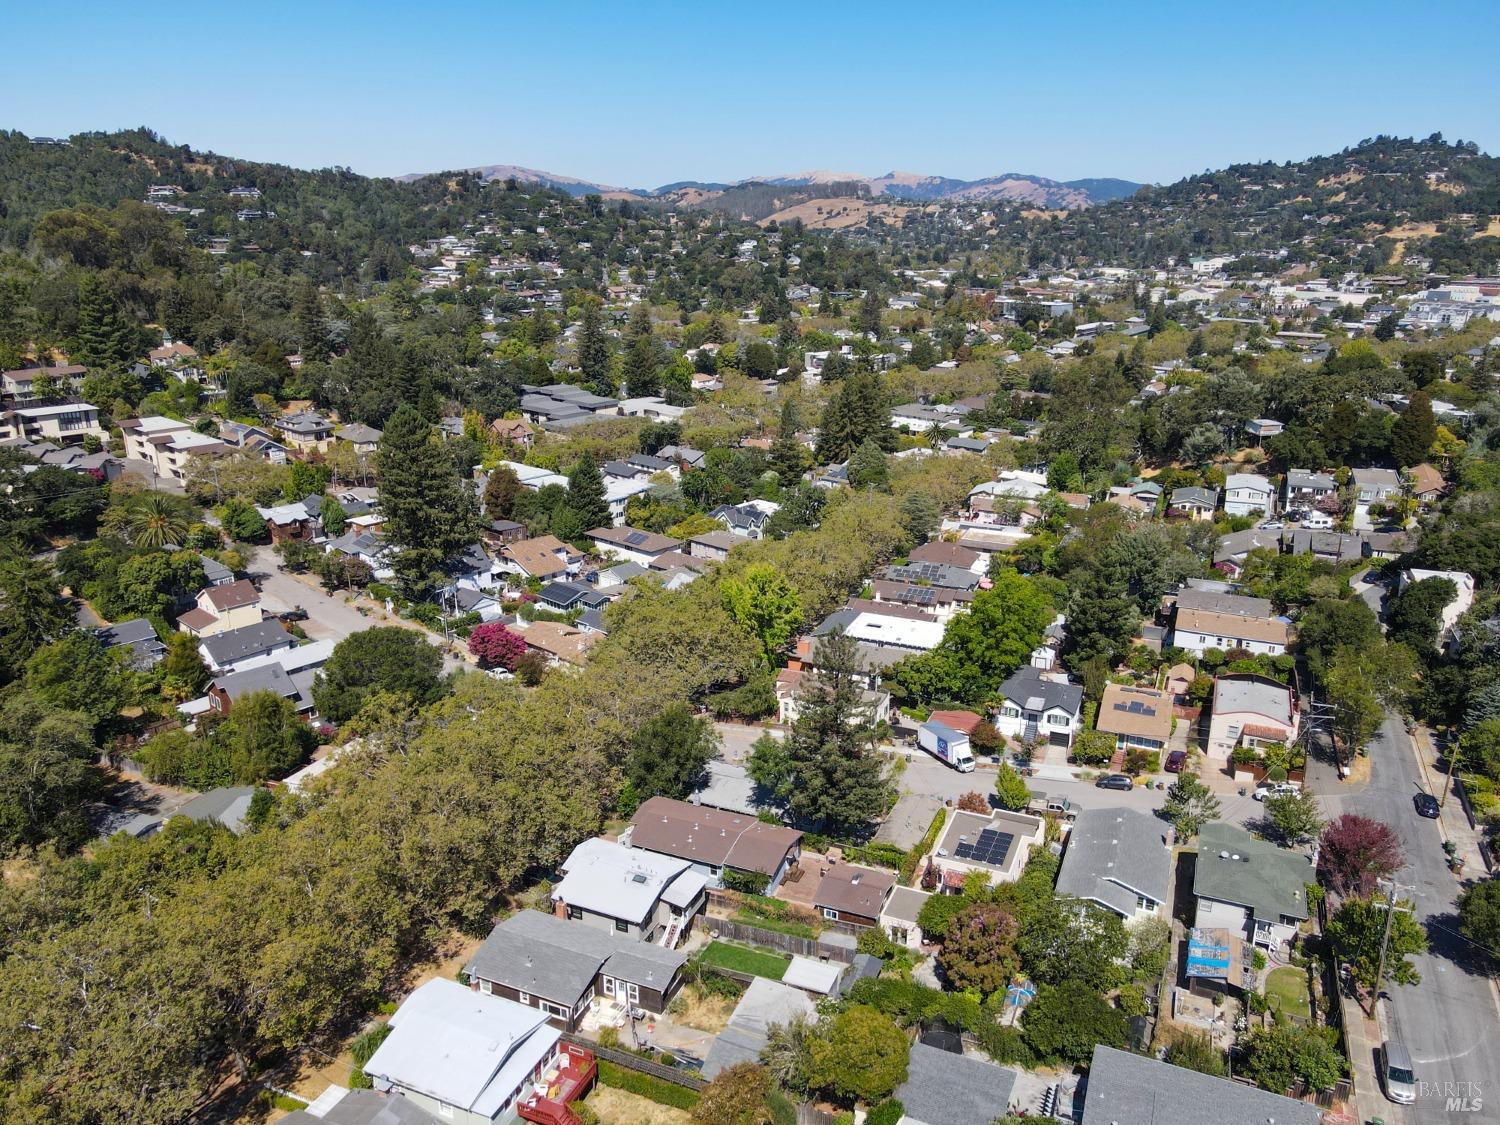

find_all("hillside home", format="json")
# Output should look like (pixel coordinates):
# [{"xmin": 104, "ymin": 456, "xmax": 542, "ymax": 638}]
[
  {"xmin": 551, "ymin": 838, "xmax": 707, "ymax": 947},
  {"xmin": 1170, "ymin": 606, "xmax": 1289, "ymax": 657},
  {"xmin": 1399, "ymin": 568, "xmax": 1476, "ymax": 643},
  {"xmin": 930, "ymin": 808, "xmax": 1045, "ymax": 891},
  {"xmin": 1056, "ymin": 807, "xmax": 1171, "ymax": 921},
  {"xmin": 1095, "ymin": 684, "xmax": 1172, "ymax": 752},
  {"xmin": 586, "ymin": 526, "xmax": 682, "ymax": 567},
  {"xmin": 333, "ymin": 422, "xmax": 382, "ymax": 454},
  {"xmin": 994, "ymin": 667, "xmax": 1083, "ymax": 749},
  {"xmin": 1222, "ymin": 472, "xmax": 1275, "ymax": 517},
  {"xmin": 1168, "ymin": 486, "xmax": 1219, "ymax": 520},
  {"xmin": 274, "ymin": 410, "xmax": 334, "ymax": 452},
  {"xmin": 1193, "ymin": 822, "xmax": 1310, "ymax": 951},
  {"xmin": 0, "ymin": 363, "xmax": 86, "ymax": 404},
  {"xmin": 1408, "ymin": 462, "xmax": 1446, "ymax": 507},
  {"xmin": 0, "ymin": 402, "xmax": 108, "ymax": 445},
  {"xmin": 624, "ymin": 796, "xmax": 802, "ymax": 893},
  {"xmin": 1244, "ymin": 418, "xmax": 1285, "ymax": 442},
  {"xmin": 1351, "ymin": 466, "xmax": 1402, "ymax": 503},
  {"xmin": 1283, "ymin": 468, "xmax": 1336, "ymax": 507},
  {"xmin": 360, "ymin": 978, "xmax": 571, "ymax": 1124},
  {"xmin": 119, "ymin": 416, "xmax": 227, "ymax": 481},
  {"xmin": 177, "ymin": 579, "xmax": 262, "ymax": 638},
  {"xmin": 1205, "ymin": 674, "xmax": 1299, "ymax": 762}
]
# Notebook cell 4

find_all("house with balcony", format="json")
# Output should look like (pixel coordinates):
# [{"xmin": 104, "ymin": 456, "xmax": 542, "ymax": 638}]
[
  {"xmin": 550, "ymin": 838, "xmax": 707, "ymax": 948},
  {"xmin": 1205, "ymin": 674, "xmax": 1299, "ymax": 763},
  {"xmin": 274, "ymin": 409, "xmax": 335, "ymax": 452},
  {"xmin": 359, "ymin": 977, "xmax": 589, "ymax": 1125},
  {"xmin": 0, "ymin": 363, "xmax": 86, "ymax": 405},
  {"xmin": 464, "ymin": 910, "xmax": 687, "ymax": 1032},
  {"xmin": 1095, "ymin": 684, "xmax": 1172, "ymax": 752},
  {"xmin": 1192, "ymin": 822, "xmax": 1310, "ymax": 951},
  {"xmin": 995, "ymin": 667, "xmax": 1083, "ymax": 749},
  {"xmin": 120, "ymin": 416, "xmax": 229, "ymax": 481},
  {"xmin": 0, "ymin": 402, "xmax": 108, "ymax": 445},
  {"xmin": 1282, "ymin": 468, "xmax": 1336, "ymax": 508},
  {"xmin": 176, "ymin": 579, "xmax": 263, "ymax": 638}
]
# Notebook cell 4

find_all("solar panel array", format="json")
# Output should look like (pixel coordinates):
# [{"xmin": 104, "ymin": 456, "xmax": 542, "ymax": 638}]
[
  {"xmin": 1113, "ymin": 699, "xmax": 1158, "ymax": 716},
  {"xmin": 954, "ymin": 829, "xmax": 1014, "ymax": 865},
  {"xmin": 625, "ymin": 530, "xmax": 650, "ymax": 546}
]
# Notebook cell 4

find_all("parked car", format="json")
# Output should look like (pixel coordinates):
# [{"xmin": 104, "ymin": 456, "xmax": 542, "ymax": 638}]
[
  {"xmin": 1253, "ymin": 782, "xmax": 1297, "ymax": 802},
  {"xmin": 1413, "ymin": 792, "xmax": 1440, "ymax": 819},
  {"xmin": 1164, "ymin": 750, "xmax": 1187, "ymax": 773},
  {"xmin": 1259, "ymin": 520, "xmax": 1284, "ymax": 530},
  {"xmin": 277, "ymin": 605, "xmax": 309, "ymax": 622},
  {"xmin": 1381, "ymin": 1041, "xmax": 1416, "ymax": 1104},
  {"xmin": 1095, "ymin": 774, "xmax": 1133, "ymax": 791}
]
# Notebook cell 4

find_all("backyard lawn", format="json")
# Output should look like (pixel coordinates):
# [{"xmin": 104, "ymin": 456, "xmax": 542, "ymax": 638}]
[
  {"xmin": 1264, "ymin": 966, "xmax": 1312, "ymax": 1020},
  {"xmin": 698, "ymin": 941, "xmax": 791, "ymax": 981}
]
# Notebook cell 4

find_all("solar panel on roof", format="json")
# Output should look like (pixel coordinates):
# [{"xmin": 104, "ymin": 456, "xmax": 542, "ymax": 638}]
[
  {"xmin": 955, "ymin": 828, "xmax": 1014, "ymax": 865},
  {"xmin": 625, "ymin": 531, "xmax": 649, "ymax": 546}
]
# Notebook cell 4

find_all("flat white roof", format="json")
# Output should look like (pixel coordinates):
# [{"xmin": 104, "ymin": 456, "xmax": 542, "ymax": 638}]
[
  {"xmin": 782, "ymin": 956, "xmax": 842, "ymax": 995},
  {"xmin": 13, "ymin": 402, "xmax": 99, "ymax": 418},
  {"xmin": 843, "ymin": 611, "xmax": 945, "ymax": 652},
  {"xmin": 132, "ymin": 414, "xmax": 192, "ymax": 433}
]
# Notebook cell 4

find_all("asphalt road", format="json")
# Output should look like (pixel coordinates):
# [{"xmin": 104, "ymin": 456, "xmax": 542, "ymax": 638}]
[{"xmin": 1313, "ymin": 715, "xmax": 1500, "ymax": 1123}]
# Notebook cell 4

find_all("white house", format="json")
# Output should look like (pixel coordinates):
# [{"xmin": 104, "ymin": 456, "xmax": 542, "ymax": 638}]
[
  {"xmin": 120, "ymin": 416, "xmax": 227, "ymax": 481},
  {"xmin": 930, "ymin": 808, "xmax": 1045, "ymax": 891},
  {"xmin": 994, "ymin": 667, "xmax": 1083, "ymax": 749},
  {"xmin": 1222, "ymin": 472, "xmax": 1275, "ymax": 518},
  {"xmin": 1170, "ymin": 606, "xmax": 1289, "ymax": 657},
  {"xmin": 1205, "ymin": 675, "xmax": 1299, "ymax": 763},
  {"xmin": 0, "ymin": 402, "xmax": 108, "ymax": 445}
]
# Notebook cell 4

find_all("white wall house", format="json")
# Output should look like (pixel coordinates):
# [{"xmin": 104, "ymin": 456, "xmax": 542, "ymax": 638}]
[
  {"xmin": 994, "ymin": 667, "xmax": 1083, "ymax": 749},
  {"xmin": 1170, "ymin": 607, "xmax": 1289, "ymax": 657},
  {"xmin": 1223, "ymin": 472, "xmax": 1275, "ymax": 518},
  {"xmin": 0, "ymin": 402, "xmax": 108, "ymax": 445}
]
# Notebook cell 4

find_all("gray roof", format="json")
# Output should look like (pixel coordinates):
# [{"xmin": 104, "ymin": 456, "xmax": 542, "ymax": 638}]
[
  {"xmin": 1170, "ymin": 486, "xmax": 1219, "ymax": 508},
  {"xmin": 1081, "ymin": 1045, "xmax": 1322, "ymax": 1124},
  {"xmin": 281, "ymin": 1089, "xmax": 440, "ymax": 1125},
  {"xmin": 1172, "ymin": 587, "xmax": 1273, "ymax": 619},
  {"xmin": 96, "ymin": 617, "xmax": 160, "ymax": 649},
  {"xmin": 212, "ymin": 662, "xmax": 301, "ymax": 705},
  {"xmin": 1056, "ymin": 808, "xmax": 1172, "ymax": 917},
  {"xmin": 200, "ymin": 555, "xmax": 234, "ymax": 585},
  {"xmin": 174, "ymin": 786, "xmax": 257, "ymax": 834},
  {"xmin": 690, "ymin": 759, "xmax": 763, "ymax": 817},
  {"xmin": 1285, "ymin": 468, "xmax": 1335, "ymax": 490},
  {"xmin": 465, "ymin": 910, "xmax": 685, "ymax": 1005},
  {"xmin": 1211, "ymin": 675, "xmax": 1292, "ymax": 726},
  {"xmin": 896, "ymin": 1042, "xmax": 1018, "ymax": 1125},
  {"xmin": 1193, "ymin": 822, "xmax": 1310, "ymax": 925},
  {"xmin": 1213, "ymin": 527, "xmax": 1281, "ymax": 564},
  {"xmin": 702, "ymin": 977, "xmax": 815, "ymax": 1079},
  {"xmin": 998, "ymin": 666, "xmax": 1083, "ymax": 716},
  {"xmin": 199, "ymin": 621, "xmax": 295, "ymax": 667}
]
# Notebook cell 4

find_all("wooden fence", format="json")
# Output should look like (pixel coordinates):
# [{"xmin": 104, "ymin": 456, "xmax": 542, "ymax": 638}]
[
  {"xmin": 704, "ymin": 918, "xmax": 857, "ymax": 963},
  {"xmin": 560, "ymin": 1032, "xmax": 706, "ymax": 1092}
]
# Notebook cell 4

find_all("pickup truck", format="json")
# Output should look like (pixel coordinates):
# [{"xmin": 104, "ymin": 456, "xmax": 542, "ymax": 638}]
[{"xmin": 1026, "ymin": 793, "xmax": 1076, "ymax": 821}]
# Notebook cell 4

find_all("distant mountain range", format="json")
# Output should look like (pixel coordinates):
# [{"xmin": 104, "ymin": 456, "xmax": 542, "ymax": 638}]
[{"xmin": 401, "ymin": 163, "xmax": 1143, "ymax": 209}]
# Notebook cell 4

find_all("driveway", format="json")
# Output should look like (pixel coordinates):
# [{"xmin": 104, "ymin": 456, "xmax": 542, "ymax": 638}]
[{"xmin": 1310, "ymin": 715, "xmax": 1500, "ymax": 1124}]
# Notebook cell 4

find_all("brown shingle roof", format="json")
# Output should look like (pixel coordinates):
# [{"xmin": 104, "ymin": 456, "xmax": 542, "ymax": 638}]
[
  {"xmin": 203, "ymin": 579, "xmax": 259, "ymax": 612},
  {"xmin": 629, "ymin": 796, "xmax": 802, "ymax": 876},
  {"xmin": 1409, "ymin": 462, "xmax": 1445, "ymax": 497},
  {"xmin": 1174, "ymin": 608, "xmax": 1289, "ymax": 647},
  {"xmin": 907, "ymin": 541, "xmax": 981, "ymax": 570},
  {"xmin": 814, "ymin": 864, "xmax": 896, "ymax": 918},
  {"xmin": 1096, "ymin": 684, "xmax": 1173, "ymax": 741},
  {"xmin": 504, "ymin": 535, "xmax": 571, "ymax": 578},
  {"xmin": 519, "ymin": 620, "xmax": 596, "ymax": 665}
]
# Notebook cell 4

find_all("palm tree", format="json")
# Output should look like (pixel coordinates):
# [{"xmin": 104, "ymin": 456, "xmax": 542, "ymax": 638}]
[{"xmin": 126, "ymin": 492, "xmax": 190, "ymax": 548}]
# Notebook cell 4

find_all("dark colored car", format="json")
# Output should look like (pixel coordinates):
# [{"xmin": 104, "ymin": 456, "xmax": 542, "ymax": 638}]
[
  {"xmin": 1164, "ymin": 750, "xmax": 1187, "ymax": 773},
  {"xmin": 1413, "ymin": 793, "xmax": 1440, "ymax": 819},
  {"xmin": 278, "ymin": 606, "xmax": 309, "ymax": 622},
  {"xmin": 1096, "ymin": 773, "xmax": 1134, "ymax": 791}
]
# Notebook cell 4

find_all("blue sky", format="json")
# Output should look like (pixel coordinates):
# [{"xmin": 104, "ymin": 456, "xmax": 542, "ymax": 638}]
[{"xmin": 9, "ymin": 1, "xmax": 1500, "ymax": 187}]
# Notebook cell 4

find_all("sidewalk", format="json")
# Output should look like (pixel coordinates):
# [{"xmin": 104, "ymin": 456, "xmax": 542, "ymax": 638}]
[
  {"xmin": 1336, "ymin": 988, "xmax": 1386, "ymax": 1124},
  {"xmin": 1411, "ymin": 726, "xmax": 1493, "ymax": 877}
]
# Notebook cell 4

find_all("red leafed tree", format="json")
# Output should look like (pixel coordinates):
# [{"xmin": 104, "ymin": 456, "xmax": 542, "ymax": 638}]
[
  {"xmin": 468, "ymin": 622, "xmax": 527, "ymax": 670},
  {"xmin": 1318, "ymin": 813, "xmax": 1405, "ymax": 898},
  {"xmin": 956, "ymin": 791, "xmax": 990, "ymax": 814},
  {"xmin": 938, "ymin": 901, "xmax": 1020, "ymax": 994}
]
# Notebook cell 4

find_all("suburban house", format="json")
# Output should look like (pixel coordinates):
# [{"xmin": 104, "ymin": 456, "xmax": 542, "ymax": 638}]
[
  {"xmin": 551, "ymin": 837, "xmax": 708, "ymax": 947},
  {"xmin": 930, "ymin": 808, "xmax": 1045, "ymax": 890},
  {"xmin": 812, "ymin": 863, "xmax": 897, "ymax": 928},
  {"xmin": 709, "ymin": 500, "xmax": 778, "ymax": 539},
  {"xmin": 207, "ymin": 661, "xmax": 315, "ymax": 719},
  {"xmin": 586, "ymin": 526, "xmax": 682, "ymax": 567},
  {"xmin": 499, "ymin": 535, "xmax": 578, "ymax": 582},
  {"xmin": 464, "ymin": 910, "xmax": 686, "ymax": 1031},
  {"xmin": 907, "ymin": 539, "xmax": 987, "ymax": 575},
  {"xmin": 1351, "ymin": 465, "xmax": 1402, "ymax": 504},
  {"xmin": 1193, "ymin": 822, "xmax": 1311, "ymax": 951},
  {"xmin": 1095, "ymin": 683, "xmax": 1172, "ymax": 752},
  {"xmin": 256, "ymin": 498, "xmax": 322, "ymax": 543},
  {"xmin": 360, "ymin": 977, "xmax": 574, "ymax": 1124},
  {"xmin": 994, "ymin": 667, "xmax": 1084, "ymax": 749},
  {"xmin": 1243, "ymin": 417, "xmax": 1286, "ymax": 443},
  {"xmin": 686, "ymin": 529, "xmax": 749, "ymax": 561},
  {"xmin": 1168, "ymin": 486, "xmax": 1219, "ymax": 520},
  {"xmin": 896, "ymin": 1042, "xmax": 1019, "ymax": 1125},
  {"xmin": 1, "ymin": 363, "xmax": 86, "ymax": 404},
  {"xmin": 1283, "ymin": 468, "xmax": 1336, "ymax": 507},
  {"xmin": 879, "ymin": 886, "xmax": 932, "ymax": 950},
  {"xmin": 1212, "ymin": 526, "xmax": 1284, "ymax": 574},
  {"xmin": 119, "ymin": 416, "xmax": 227, "ymax": 480},
  {"xmin": 334, "ymin": 422, "xmax": 382, "ymax": 454},
  {"xmin": 1205, "ymin": 674, "xmax": 1299, "ymax": 763},
  {"xmin": 0, "ymin": 402, "xmax": 109, "ymax": 445},
  {"xmin": 197, "ymin": 620, "xmax": 296, "ymax": 674},
  {"xmin": 488, "ymin": 418, "xmax": 534, "ymax": 448},
  {"xmin": 1055, "ymin": 808, "xmax": 1171, "ymax": 921},
  {"xmin": 775, "ymin": 667, "xmax": 891, "ymax": 726},
  {"xmin": 535, "ymin": 579, "xmax": 609, "ymax": 615},
  {"xmin": 1169, "ymin": 605, "xmax": 1289, "ymax": 657},
  {"xmin": 623, "ymin": 796, "xmax": 803, "ymax": 893},
  {"xmin": 1222, "ymin": 472, "xmax": 1275, "ymax": 517},
  {"xmin": 177, "ymin": 579, "xmax": 262, "ymax": 638},
  {"xmin": 512, "ymin": 620, "xmax": 597, "ymax": 666},
  {"xmin": 1408, "ymin": 462, "xmax": 1447, "ymax": 507},
  {"xmin": 96, "ymin": 617, "xmax": 166, "ymax": 668},
  {"xmin": 1080, "ymin": 1045, "xmax": 1321, "ymax": 1125},
  {"xmin": 273, "ymin": 410, "xmax": 335, "ymax": 452}
]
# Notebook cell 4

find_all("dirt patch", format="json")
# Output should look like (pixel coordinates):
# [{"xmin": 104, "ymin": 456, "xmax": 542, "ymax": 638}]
[
  {"xmin": 1477, "ymin": 217, "xmax": 1500, "ymax": 238},
  {"xmin": 1384, "ymin": 221, "xmax": 1439, "ymax": 239},
  {"xmin": 1317, "ymin": 172, "xmax": 1364, "ymax": 188},
  {"xmin": 1021, "ymin": 208, "xmax": 1069, "ymax": 220},
  {"xmin": 583, "ymin": 1085, "xmax": 694, "ymax": 1125},
  {"xmin": 760, "ymin": 197, "xmax": 910, "ymax": 230},
  {"xmin": 670, "ymin": 985, "xmax": 736, "ymax": 1033}
]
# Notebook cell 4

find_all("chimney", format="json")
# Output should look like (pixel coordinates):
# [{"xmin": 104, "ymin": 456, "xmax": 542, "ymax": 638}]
[{"xmin": 554, "ymin": 898, "xmax": 568, "ymax": 919}]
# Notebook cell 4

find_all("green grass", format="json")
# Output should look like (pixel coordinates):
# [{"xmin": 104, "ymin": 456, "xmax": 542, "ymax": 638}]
[
  {"xmin": 698, "ymin": 940, "xmax": 791, "ymax": 980},
  {"xmin": 597, "ymin": 1060, "xmax": 700, "ymax": 1110},
  {"xmin": 1263, "ymin": 966, "xmax": 1312, "ymax": 1020}
]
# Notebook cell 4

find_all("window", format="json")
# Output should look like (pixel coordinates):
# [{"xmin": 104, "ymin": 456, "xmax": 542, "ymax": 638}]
[
  {"xmin": 1047, "ymin": 714, "xmax": 1068, "ymax": 727},
  {"xmin": 518, "ymin": 991, "xmax": 530, "ymax": 1005},
  {"xmin": 614, "ymin": 918, "xmax": 629, "ymax": 933},
  {"xmin": 479, "ymin": 979, "xmax": 493, "ymax": 995},
  {"xmin": 567, "ymin": 905, "xmax": 582, "ymax": 921},
  {"xmin": 1001, "ymin": 705, "xmax": 1020, "ymax": 718},
  {"xmin": 823, "ymin": 907, "xmax": 838, "ymax": 920},
  {"xmin": 541, "ymin": 1000, "xmax": 570, "ymax": 1018},
  {"xmin": 438, "ymin": 1105, "xmax": 454, "ymax": 1120}
]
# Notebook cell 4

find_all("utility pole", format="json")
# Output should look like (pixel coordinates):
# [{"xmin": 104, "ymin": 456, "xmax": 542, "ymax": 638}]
[
  {"xmin": 1438, "ymin": 725, "xmax": 1462, "ymax": 810},
  {"xmin": 1373, "ymin": 876, "xmax": 1415, "ymax": 1010}
]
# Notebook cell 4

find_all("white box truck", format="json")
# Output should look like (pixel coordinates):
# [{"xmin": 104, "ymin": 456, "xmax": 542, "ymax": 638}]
[{"xmin": 918, "ymin": 718, "xmax": 975, "ymax": 772}]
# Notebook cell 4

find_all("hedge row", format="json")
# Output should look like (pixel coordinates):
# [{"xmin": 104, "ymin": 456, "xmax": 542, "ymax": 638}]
[{"xmin": 597, "ymin": 1059, "xmax": 701, "ymax": 1110}]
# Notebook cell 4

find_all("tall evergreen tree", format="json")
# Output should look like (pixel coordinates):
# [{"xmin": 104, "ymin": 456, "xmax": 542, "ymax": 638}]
[
  {"xmin": 857, "ymin": 288, "xmax": 883, "ymax": 337},
  {"xmin": 1391, "ymin": 389, "xmax": 1436, "ymax": 467},
  {"xmin": 576, "ymin": 300, "xmax": 613, "ymax": 394},
  {"xmin": 769, "ymin": 400, "xmax": 808, "ymax": 481},
  {"xmin": 621, "ymin": 332, "xmax": 661, "ymax": 397},
  {"xmin": 566, "ymin": 452, "xmax": 611, "ymax": 532},
  {"xmin": 73, "ymin": 274, "xmax": 140, "ymax": 370},
  {"xmin": 294, "ymin": 279, "xmax": 331, "ymax": 363},
  {"xmin": 374, "ymin": 405, "xmax": 479, "ymax": 593}
]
